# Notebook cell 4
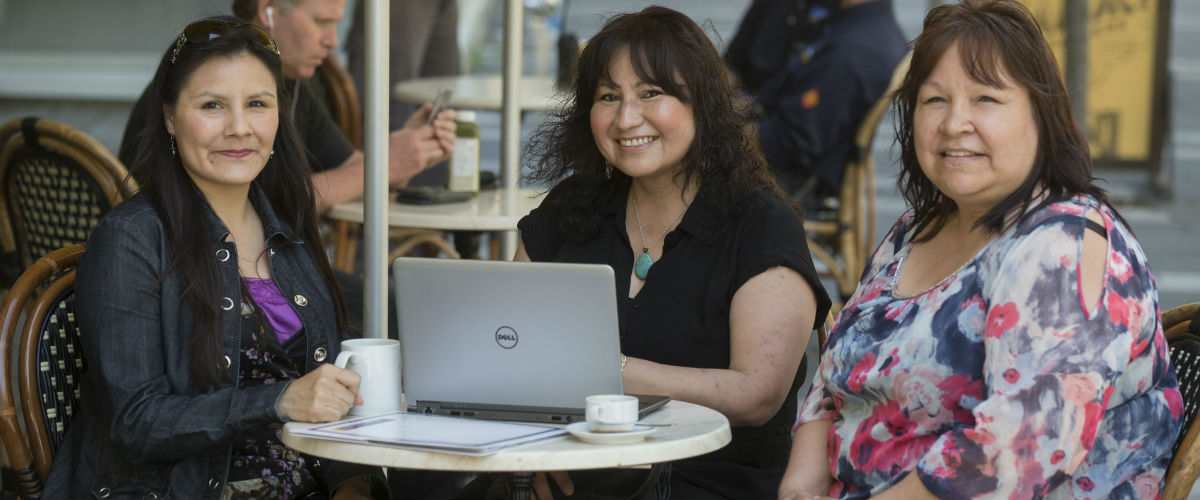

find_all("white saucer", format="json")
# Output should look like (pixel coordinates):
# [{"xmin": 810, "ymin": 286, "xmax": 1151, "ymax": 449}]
[{"xmin": 565, "ymin": 422, "xmax": 656, "ymax": 444}]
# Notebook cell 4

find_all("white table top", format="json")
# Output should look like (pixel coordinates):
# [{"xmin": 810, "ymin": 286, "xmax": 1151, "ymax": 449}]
[
  {"xmin": 326, "ymin": 188, "xmax": 545, "ymax": 232},
  {"xmin": 393, "ymin": 75, "xmax": 565, "ymax": 111},
  {"xmin": 281, "ymin": 400, "xmax": 731, "ymax": 472}
]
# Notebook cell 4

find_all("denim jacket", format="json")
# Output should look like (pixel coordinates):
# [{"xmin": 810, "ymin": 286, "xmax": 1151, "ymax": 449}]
[{"xmin": 45, "ymin": 184, "xmax": 385, "ymax": 499}]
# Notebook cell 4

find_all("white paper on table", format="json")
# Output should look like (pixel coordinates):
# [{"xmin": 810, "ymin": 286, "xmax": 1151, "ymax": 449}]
[{"xmin": 292, "ymin": 412, "xmax": 566, "ymax": 455}]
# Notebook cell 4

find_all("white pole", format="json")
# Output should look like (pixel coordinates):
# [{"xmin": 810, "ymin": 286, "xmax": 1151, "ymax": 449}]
[
  {"xmin": 364, "ymin": 0, "xmax": 389, "ymax": 338},
  {"xmin": 500, "ymin": 0, "xmax": 523, "ymax": 259}
]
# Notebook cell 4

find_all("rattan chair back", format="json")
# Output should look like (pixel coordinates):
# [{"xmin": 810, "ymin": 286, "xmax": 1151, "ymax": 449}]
[
  {"xmin": 317, "ymin": 55, "xmax": 363, "ymax": 148},
  {"xmin": 0, "ymin": 244, "xmax": 86, "ymax": 499},
  {"xmin": 0, "ymin": 117, "xmax": 133, "ymax": 287},
  {"xmin": 805, "ymin": 53, "xmax": 911, "ymax": 306},
  {"xmin": 1164, "ymin": 302, "xmax": 1200, "ymax": 499}
]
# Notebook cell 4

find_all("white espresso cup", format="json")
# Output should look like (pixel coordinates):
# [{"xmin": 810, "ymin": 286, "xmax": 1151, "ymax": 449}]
[
  {"xmin": 334, "ymin": 338, "xmax": 402, "ymax": 416},
  {"xmin": 585, "ymin": 394, "xmax": 638, "ymax": 432}
]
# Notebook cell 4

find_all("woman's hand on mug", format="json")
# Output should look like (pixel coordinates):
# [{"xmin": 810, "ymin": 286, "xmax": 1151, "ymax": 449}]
[{"xmin": 276, "ymin": 363, "xmax": 363, "ymax": 422}]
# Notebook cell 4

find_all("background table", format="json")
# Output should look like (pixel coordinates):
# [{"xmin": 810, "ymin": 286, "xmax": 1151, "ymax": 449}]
[
  {"xmin": 282, "ymin": 400, "xmax": 731, "ymax": 498},
  {"xmin": 326, "ymin": 188, "xmax": 545, "ymax": 268},
  {"xmin": 393, "ymin": 75, "xmax": 561, "ymax": 259},
  {"xmin": 393, "ymin": 74, "xmax": 564, "ymax": 112}
]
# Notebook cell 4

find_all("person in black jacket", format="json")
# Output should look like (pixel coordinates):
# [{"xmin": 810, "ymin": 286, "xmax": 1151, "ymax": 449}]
[
  {"xmin": 734, "ymin": 0, "xmax": 907, "ymax": 201},
  {"xmin": 46, "ymin": 17, "xmax": 387, "ymax": 499}
]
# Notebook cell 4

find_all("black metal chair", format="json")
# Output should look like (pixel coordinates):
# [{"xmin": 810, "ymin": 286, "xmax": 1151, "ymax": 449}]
[
  {"xmin": 0, "ymin": 244, "xmax": 86, "ymax": 499},
  {"xmin": 0, "ymin": 117, "xmax": 134, "ymax": 288}
]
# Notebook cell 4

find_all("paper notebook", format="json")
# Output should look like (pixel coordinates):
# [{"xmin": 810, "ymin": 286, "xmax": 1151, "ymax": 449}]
[{"xmin": 291, "ymin": 412, "xmax": 565, "ymax": 455}]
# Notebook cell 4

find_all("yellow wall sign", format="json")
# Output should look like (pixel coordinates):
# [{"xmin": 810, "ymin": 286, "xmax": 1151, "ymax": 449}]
[{"xmin": 1026, "ymin": 0, "xmax": 1161, "ymax": 162}]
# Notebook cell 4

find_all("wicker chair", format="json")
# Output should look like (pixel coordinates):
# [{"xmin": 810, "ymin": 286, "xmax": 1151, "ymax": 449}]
[
  {"xmin": 0, "ymin": 117, "xmax": 134, "ymax": 288},
  {"xmin": 0, "ymin": 244, "xmax": 86, "ymax": 499},
  {"xmin": 1163, "ymin": 302, "xmax": 1200, "ymax": 500},
  {"xmin": 317, "ymin": 55, "xmax": 364, "ymax": 149},
  {"xmin": 805, "ymin": 53, "xmax": 911, "ymax": 306}
]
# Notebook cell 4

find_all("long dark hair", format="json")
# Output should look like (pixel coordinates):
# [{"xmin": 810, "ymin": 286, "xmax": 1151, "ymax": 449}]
[
  {"xmin": 525, "ymin": 5, "xmax": 784, "ymax": 241},
  {"xmin": 125, "ymin": 15, "xmax": 345, "ymax": 389},
  {"xmin": 894, "ymin": 0, "xmax": 1108, "ymax": 241}
]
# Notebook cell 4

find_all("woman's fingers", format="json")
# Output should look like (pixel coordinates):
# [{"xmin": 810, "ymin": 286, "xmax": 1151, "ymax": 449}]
[{"xmin": 278, "ymin": 364, "xmax": 362, "ymax": 422}]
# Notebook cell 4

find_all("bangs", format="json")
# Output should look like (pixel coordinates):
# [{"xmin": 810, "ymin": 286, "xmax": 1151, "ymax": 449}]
[
  {"xmin": 955, "ymin": 32, "xmax": 1012, "ymax": 89},
  {"xmin": 591, "ymin": 27, "xmax": 692, "ymax": 102}
]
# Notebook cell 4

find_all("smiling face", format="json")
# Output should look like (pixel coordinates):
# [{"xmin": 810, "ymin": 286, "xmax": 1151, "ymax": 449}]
[
  {"xmin": 165, "ymin": 53, "xmax": 279, "ymax": 197},
  {"xmin": 913, "ymin": 43, "xmax": 1040, "ymax": 214},
  {"xmin": 589, "ymin": 46, "xmax": 695, "ymax": 184},
  {"xmin": 270, "ymin": 0, "xmax": 344, "ymax": 79}
]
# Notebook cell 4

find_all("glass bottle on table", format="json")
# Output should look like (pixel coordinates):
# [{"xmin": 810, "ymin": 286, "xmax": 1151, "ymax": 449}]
[{"xmin": 447, "ymin": 110, "xmax": 480, "ymax": 193}]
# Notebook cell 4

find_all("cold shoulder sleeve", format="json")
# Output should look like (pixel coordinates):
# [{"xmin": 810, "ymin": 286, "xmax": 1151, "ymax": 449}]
[{"xmin": 913, "ymin": 202, "xmax": 1181, "ymax": 499}]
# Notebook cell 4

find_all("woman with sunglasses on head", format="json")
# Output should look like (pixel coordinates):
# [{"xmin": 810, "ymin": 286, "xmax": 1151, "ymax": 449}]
[
  {"xmin": 514, "ymin": 6, "xmax": 831, "ymax": 498},
  {"xmin": 45, "ymin": 17, "xmax": 385, "ymax": 499},
  {"xmin": 779, "ymin": 1, "xmax": 1180, "ymax": 499}
]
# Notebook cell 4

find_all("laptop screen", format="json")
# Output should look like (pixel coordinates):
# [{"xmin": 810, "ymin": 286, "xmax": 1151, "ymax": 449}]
[{"xmin": 392, "ymin": 258, "xmax": 624, "ymax": 414}]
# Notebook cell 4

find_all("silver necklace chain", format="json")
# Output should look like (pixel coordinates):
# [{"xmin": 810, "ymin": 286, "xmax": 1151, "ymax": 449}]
[{"xmin": 632, "ymin": 189, "xmax": 690, "ymax": 253}]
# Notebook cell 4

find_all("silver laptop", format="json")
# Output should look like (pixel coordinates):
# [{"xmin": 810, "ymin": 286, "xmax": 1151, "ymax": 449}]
[{"xmin": 392, "ymin": 257, "xmax": 668, "ymax": 424}]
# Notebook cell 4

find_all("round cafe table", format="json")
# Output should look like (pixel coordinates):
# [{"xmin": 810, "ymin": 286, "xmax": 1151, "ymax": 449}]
[
  {"xmin": 325, "ymin": 188, "xmax": 544, "ymax": 267},
  {"xmin": 392, "ymin": 75, "xmax": 562, "ymax": 258},
  {"xmin": 282, "ymin": 400, "xmax": 731, "ymax": 499}
]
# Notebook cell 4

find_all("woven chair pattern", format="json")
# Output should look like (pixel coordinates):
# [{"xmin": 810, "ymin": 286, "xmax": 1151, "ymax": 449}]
[
  {"xmin": 34, "ymin": 292, "xmax": 86, "ymax": 455},
  {"xmin": 1170, "ymin": 335, "xmax": 1200, "ymax": 451},
  {"xmin": 11, "ymin": 154, "xmax": 109, "ymax": 262},
  {"xmin": 0, "ymin": 244, "xmax": 85, "ymax": 500},
  {"xmin": 0, "ymin": 117, "xmax": 133, "ymax": 290},
  {"xmin": 1163, "ymin": 302, "xmax": 1200, "ymax": 500}
]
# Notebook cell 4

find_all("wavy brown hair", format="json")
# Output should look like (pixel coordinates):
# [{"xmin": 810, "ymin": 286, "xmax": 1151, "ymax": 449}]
[
  {"xmin": 894, "ymin": 0, "xmax": 1108, "ymax": 242},
  {"xmin": 525, "ymin": 5, "xmax": 786, "ymax": 241}
]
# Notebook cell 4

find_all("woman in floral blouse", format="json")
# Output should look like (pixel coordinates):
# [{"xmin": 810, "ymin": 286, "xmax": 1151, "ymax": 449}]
[{"xmin": 777, "ymin": 1, "xmax": 1183, "ymax": 499}]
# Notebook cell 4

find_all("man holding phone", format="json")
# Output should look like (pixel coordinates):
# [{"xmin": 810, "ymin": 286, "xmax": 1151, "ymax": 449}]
[{"xmin": 120, "ymin": 0, "xmax": 459, "ymax": 213}]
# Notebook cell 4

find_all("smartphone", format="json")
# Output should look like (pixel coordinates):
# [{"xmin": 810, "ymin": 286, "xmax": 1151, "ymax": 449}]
[{"xmin": 427, "ymin": 87, "xmax": 453, "ymax": 125}]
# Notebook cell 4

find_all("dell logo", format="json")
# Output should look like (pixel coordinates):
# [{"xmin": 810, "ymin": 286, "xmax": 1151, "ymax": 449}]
[{"xmin": 495, "ymin": 326, "xmax": 518, "ymax": 349}]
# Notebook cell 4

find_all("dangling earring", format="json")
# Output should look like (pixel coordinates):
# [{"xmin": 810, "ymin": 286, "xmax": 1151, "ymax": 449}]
[
  {"xmin": 170, "ymin": 135, "xmax": 177, "ymax": 157},
  {"xmin": 269, "ymin": 149, "xmax": 275, "ymax": 161},
  {"xmin": 605, "ymin": 161, "xmax": 613, "ymax": 179}
]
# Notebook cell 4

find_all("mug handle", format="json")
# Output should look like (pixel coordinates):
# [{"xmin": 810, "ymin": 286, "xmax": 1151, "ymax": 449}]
[{"xmin": 334, "ymin": 351, "xmax": 358, "ymax": 369}]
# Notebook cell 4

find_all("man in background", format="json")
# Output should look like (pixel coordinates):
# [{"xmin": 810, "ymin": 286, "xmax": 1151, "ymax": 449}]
[
  {"xmin": 122, "ymin": 0, "xmax": 457, "ymax": 212},
  {"xmin": 346, "ymin": 0, "xmax": 486, "ymax": 259},
  {"xmin": 729, "ymin": 0, "xmax": 906, "ymax": 201}
]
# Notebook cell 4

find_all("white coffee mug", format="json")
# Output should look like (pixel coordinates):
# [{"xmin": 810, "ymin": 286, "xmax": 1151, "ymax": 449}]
[
  {"xmin": 334, "ymin": 338, "xmax": 402, "ymax": 416},
  {"xmin": 585, "ymin": 394, "xmax": 638, "ymax": 432}
]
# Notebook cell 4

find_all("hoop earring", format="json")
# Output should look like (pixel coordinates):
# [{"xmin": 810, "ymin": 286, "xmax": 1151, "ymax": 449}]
[{"xmin": 170, "ymin": 135, "xmax": 177, "ymax": 157}]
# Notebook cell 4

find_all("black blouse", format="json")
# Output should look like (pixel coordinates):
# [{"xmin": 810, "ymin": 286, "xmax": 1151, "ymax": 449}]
[{"xmin": 518, "ymin": 181, "xmax": 832, "ymax": 498}]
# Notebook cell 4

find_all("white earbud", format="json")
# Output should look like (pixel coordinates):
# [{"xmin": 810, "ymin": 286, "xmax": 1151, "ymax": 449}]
[{"xmin": 265, "ymin": 6, "xmax": 275, "ymax": 33}]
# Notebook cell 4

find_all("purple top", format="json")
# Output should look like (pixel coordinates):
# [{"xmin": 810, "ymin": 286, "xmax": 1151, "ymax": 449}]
[{"xmin": 242, "ymin": 277, "xmax": 303, "ymax": 344}]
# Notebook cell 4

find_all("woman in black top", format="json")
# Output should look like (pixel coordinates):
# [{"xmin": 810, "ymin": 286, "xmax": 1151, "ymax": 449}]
[{"xmin": 515, "ymin": 6, "xmax": 832, "ymax": 498}]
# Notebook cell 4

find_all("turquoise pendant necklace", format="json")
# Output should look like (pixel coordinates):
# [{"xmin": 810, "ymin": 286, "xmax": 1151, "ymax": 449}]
[{"xmin": 631, "ymin": 189, "xmax": 690, "ymax": 280}]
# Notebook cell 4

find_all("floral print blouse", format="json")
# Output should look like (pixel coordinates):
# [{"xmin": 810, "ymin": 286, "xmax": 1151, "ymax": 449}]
[
  {"xmin": 224, "ymin": 284, "xmax": 323, "ymax": 500},
  {"xmin": 797, "ymin": 195, "xmax": 1182, "ymax": 499}
]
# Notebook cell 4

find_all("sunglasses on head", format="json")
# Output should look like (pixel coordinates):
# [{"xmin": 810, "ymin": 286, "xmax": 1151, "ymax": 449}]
[{"xmin": 170, "ymin": 19, "xmax": 280, "ymax": 64}]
